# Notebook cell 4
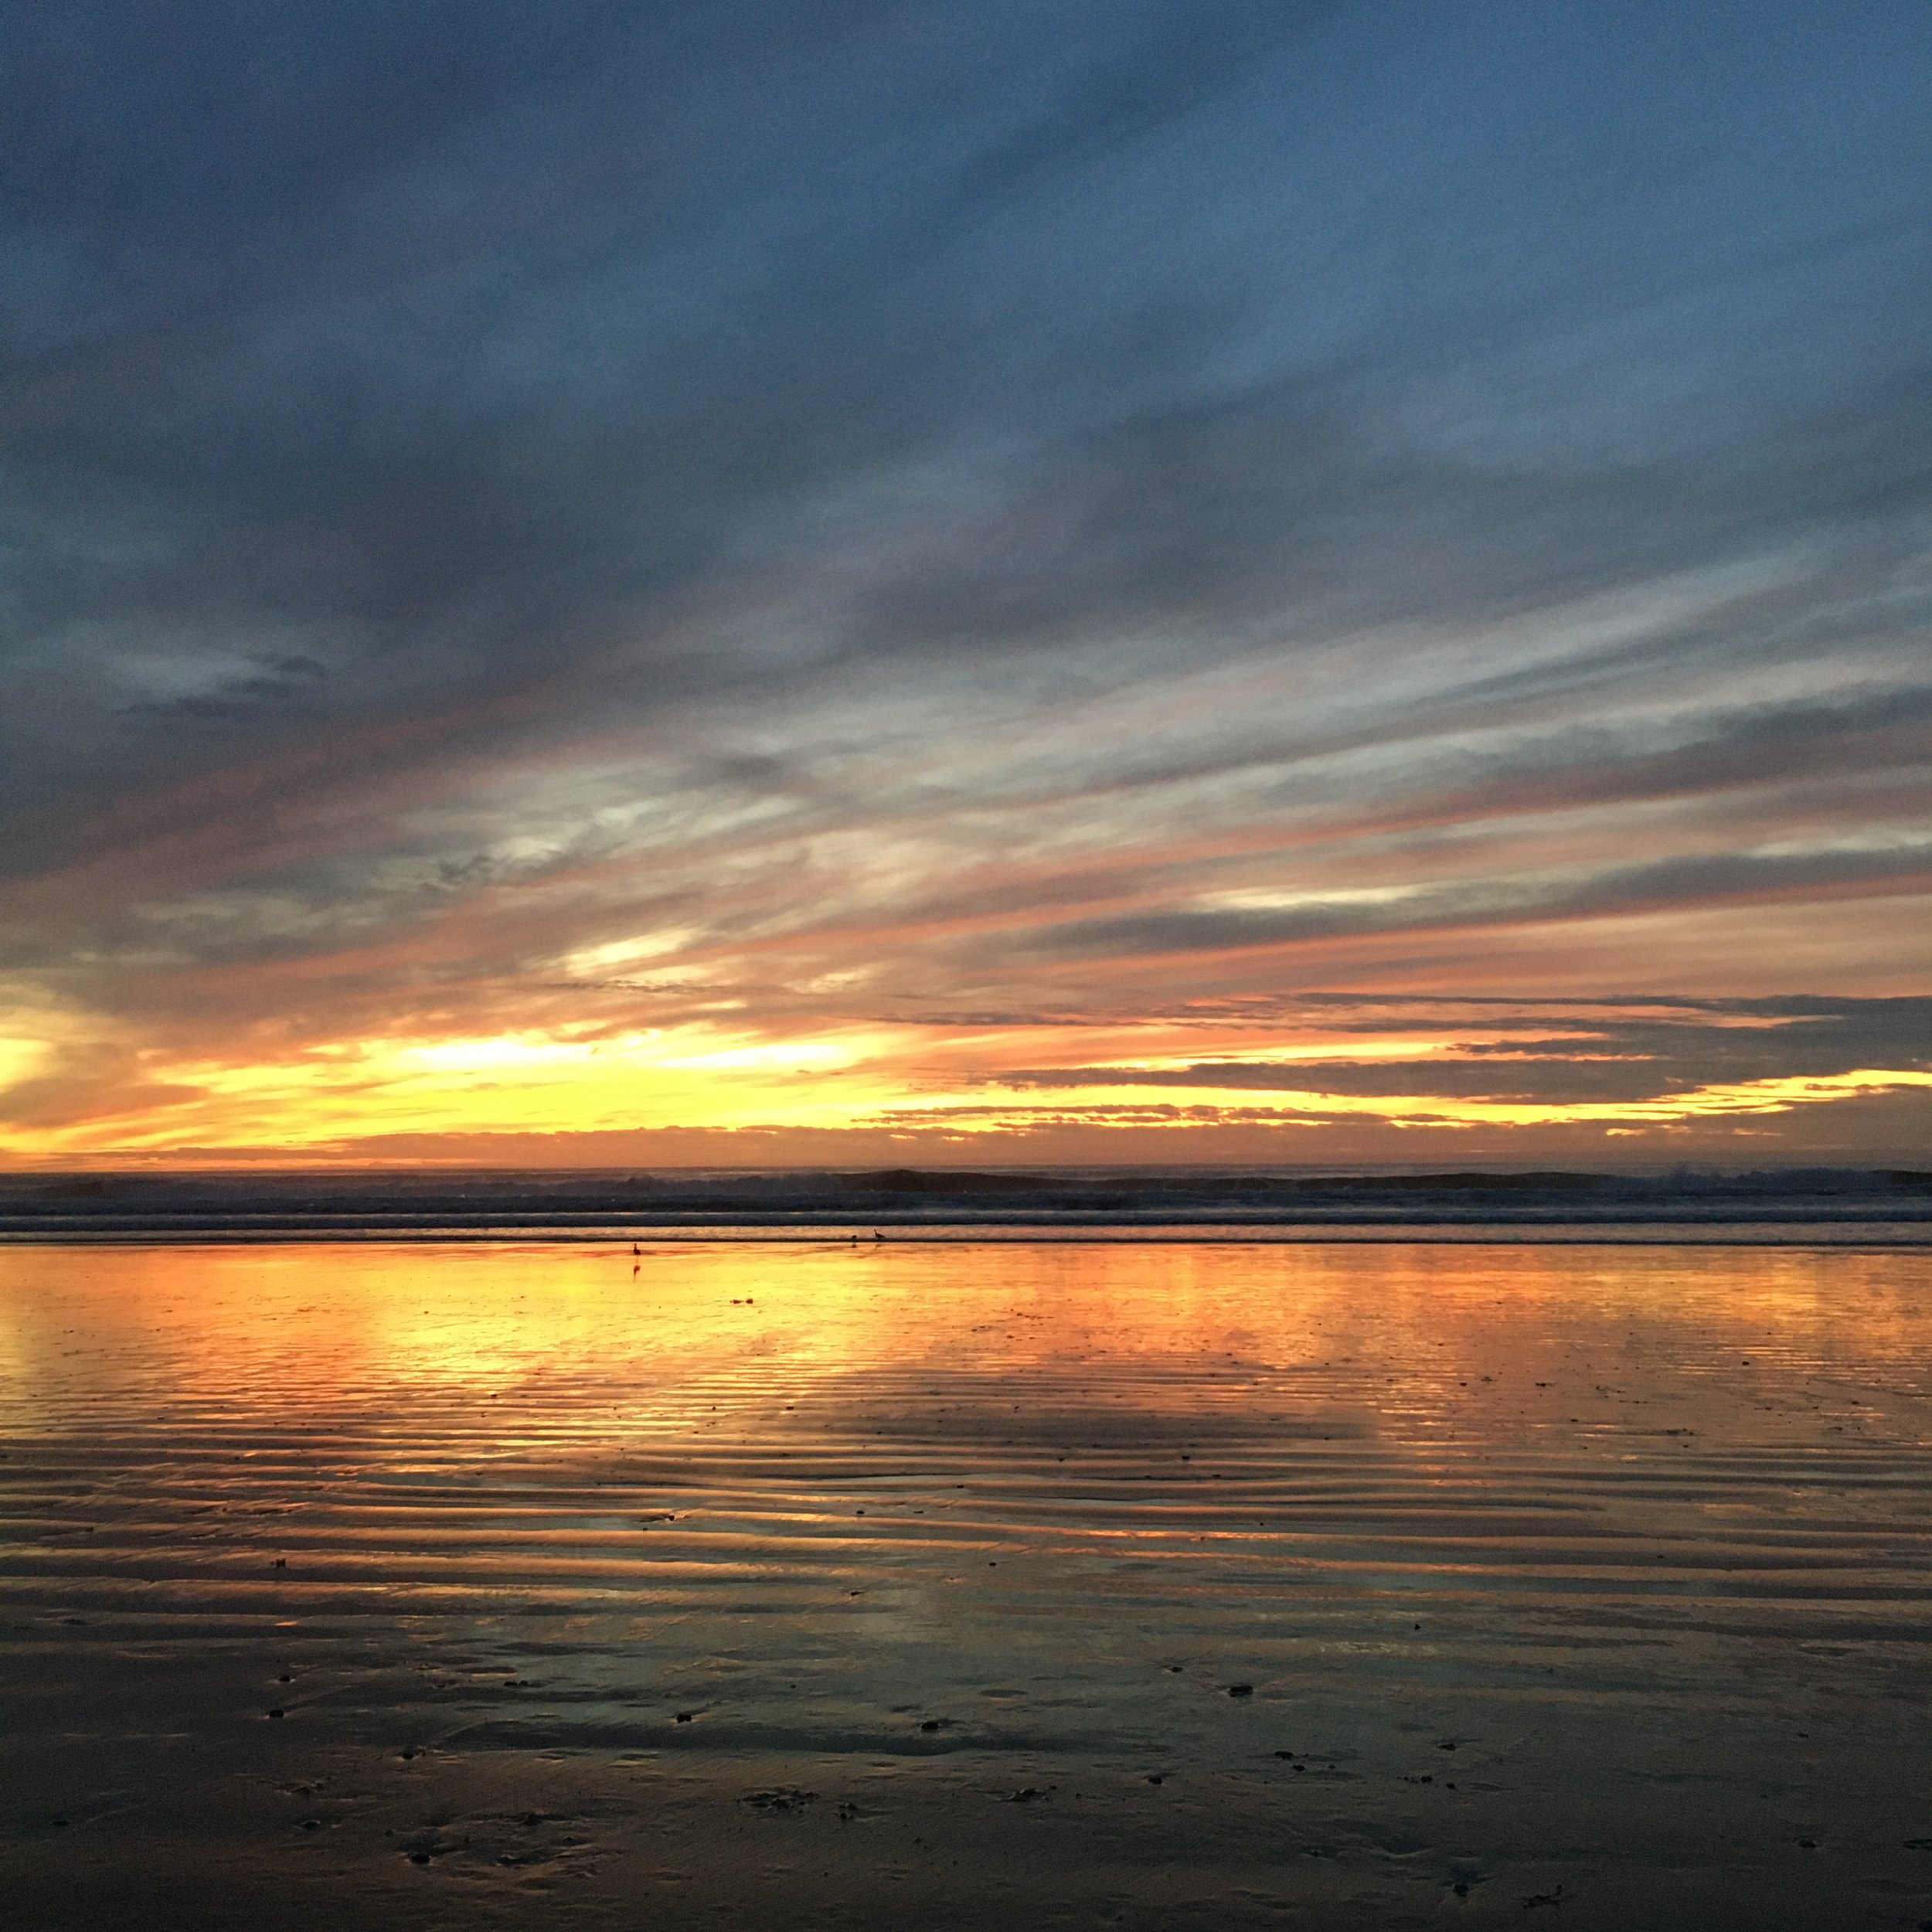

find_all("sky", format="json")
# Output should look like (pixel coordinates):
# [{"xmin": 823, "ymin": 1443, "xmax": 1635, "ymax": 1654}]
[{"xmin": 2, "ymin": 0, "xmax": 1929, "ymax": 1169}]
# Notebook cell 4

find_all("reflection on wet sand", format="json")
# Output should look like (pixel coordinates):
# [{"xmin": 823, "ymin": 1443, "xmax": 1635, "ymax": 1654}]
[{"xmin": 2, "ymin": 1240, "xmax": 1930, "ymax": 1930}]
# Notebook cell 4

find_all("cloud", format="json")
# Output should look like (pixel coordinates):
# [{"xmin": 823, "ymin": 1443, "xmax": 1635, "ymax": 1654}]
[
  {"xmin": 1024, "ymin": 845, "xmax": 1932, "ymax": 965},
  {"xmin": 3, "ymin": 2, "xmax": 1929, "ymax": 1158},
  {"xmin": 993, "ymin": 995, "xmax": 1932, "ymax": 1106}
]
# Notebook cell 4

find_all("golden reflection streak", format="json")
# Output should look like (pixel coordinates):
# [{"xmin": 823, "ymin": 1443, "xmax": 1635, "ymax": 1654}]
[{"xmin": 2, "ymin": 1240, "xmax": 1922, "ymax": 1450}]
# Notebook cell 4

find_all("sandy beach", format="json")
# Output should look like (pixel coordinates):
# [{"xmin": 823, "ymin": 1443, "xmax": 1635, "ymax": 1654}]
[{"xmin": 2, "ymin": 1237, "xmax": 1930, "ymax": 1929}]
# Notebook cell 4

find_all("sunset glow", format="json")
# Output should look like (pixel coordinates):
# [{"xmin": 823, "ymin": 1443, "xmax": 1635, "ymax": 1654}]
[
  {"xmin": 3, "ymin": 4, "xmax": 1926, "ymax": 1170},
  {"xmin": 10, "ymin": 18, "xmax": 1932, "ymax": 1932}
]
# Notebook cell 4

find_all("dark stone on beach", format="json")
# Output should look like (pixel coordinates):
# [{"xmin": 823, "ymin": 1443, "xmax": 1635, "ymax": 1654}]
[
  {"xmin": 1797, "ymin": 1838, "xmax": 1817, "ymax": 1849},
  {"xmin": 408, "ymin": 1851, "xmax": 431, "ymax": 1865},
  {"xmin": 277, "ymin": 1673, "xmax": 291, "ymax": 1683},
  {"xmin": 743, "ymin": 1787, "xmax": 817, "ymax": 1813},
  {"xmin": 267, "ymin": 1708, "xmax": 284, "ymax": 1719},
  {"xmin": 1229, "ymin": 1684, "xmax": 1253, "ymax": 1697},
  {"xmin": 920, "ymin": 1719, "xmax": 940, "ymax": 1732},
  {"xmin": 675, "ymin": 1711, "xmax": 696, "ymax": 1723},
  {"xmin": 1004, "ymin": 1787, "xmax": 1046, "ymax": 1803},
  {"xmin": 299, "ymin": 1818, "xmax": 320, "ymax": 1831},
  {"xmin": 1146, "ymin": 1774, "xmax": 1164, "ymax": 1784}
]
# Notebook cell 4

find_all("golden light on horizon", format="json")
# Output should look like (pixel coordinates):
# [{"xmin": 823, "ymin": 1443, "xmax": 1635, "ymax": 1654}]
[{"xmin": 2, "ymin": 987, "xmax": 1926, "ymax": 1165}]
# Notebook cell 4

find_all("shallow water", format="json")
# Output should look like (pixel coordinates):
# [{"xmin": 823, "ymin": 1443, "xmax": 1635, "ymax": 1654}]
[{"xmin": 2, "ymin": 1239, "xmax": 1930, "ymax": 1929}]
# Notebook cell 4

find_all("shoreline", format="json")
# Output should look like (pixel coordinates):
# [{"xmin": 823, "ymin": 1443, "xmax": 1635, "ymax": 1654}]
[{"xmin": 5, "ymin": 1218, "xmax": 1930, "ymax": 1247}]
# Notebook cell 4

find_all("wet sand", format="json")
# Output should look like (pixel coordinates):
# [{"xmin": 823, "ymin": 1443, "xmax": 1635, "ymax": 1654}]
[{"xmin": 2, "ymin": 1238, "xmax": 1930, "ymax": 1929}]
